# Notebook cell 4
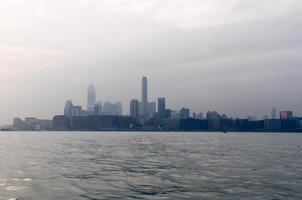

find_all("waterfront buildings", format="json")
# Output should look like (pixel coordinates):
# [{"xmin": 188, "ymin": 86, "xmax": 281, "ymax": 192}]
[
  {"xmin": 9, "ymin": 76, "xmax": 302, "ymax": 132},
  {"xmin": 53, "ymin": 115, "xmax": 137, "ymax": 130},
  {"xmin": 13, "ymin": 117, "xmax": 53, "ymax": 131}
]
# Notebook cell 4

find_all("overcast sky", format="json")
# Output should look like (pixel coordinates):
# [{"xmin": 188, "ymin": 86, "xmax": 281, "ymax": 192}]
[{"xmin": 1, "ymin": 0, "xmax": 302, "ymax": 124}]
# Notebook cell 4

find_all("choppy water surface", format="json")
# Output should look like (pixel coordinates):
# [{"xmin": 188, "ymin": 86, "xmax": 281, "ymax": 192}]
[{"xmin": 0, "ymin": 132, "xmax": 302, "ymax": 200}]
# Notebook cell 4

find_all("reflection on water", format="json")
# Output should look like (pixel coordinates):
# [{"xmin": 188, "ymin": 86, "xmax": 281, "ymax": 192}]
[{"xmin": 0, "ymin": 132, "xmax": 302, "ymax": 199}]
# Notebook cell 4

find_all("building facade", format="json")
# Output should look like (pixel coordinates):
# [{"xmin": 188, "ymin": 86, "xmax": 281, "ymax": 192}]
[
  {"xmin": 130, "ymin": 99, "xmax": 140, "ymax": 120},
  {"xmin": 158, "ymin": 97, "xmax": 166, "ymax": 119},
  {"xmin": 141, "ymin": 77, "xmax": 148, "ymax": 119}
]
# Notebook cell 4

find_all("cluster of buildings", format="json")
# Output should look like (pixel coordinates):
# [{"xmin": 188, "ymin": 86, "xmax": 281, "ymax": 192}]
[
  {"xmin": 9, "ymin": 76, "xmax": 302, "ymax": 132},
  {"xmin": 12, "ymin": 117, "xmax": 52, "ymax": 131}
]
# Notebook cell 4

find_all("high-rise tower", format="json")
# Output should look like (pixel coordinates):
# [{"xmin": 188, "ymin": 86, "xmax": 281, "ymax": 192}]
[
  {"xmin": 87, "ymin": 83, "xmax": 96, "ymax": 115},
  {"xmin": 158, "ymin": 97, "xmax": 166, "ymax": 119},
  {"xmin": 141, "ymin": 76, "xmax": 148, "ymax": 119}
]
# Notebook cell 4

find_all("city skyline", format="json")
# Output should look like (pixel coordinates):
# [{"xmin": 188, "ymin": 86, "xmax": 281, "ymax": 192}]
[
  {"xmin": 64, "ymin": 77, "xmax": 302, "ymax": 121},
  {"xmin": 1, "ymin": 75, "xmax": 302, "ymax": 126},
  {"xmin": 1, "ymin": 0, "xmax": 302, "ymax": 125},
  {"xmin": 9, "ymin": 75, "xmax": 301, "ymax": 132}
]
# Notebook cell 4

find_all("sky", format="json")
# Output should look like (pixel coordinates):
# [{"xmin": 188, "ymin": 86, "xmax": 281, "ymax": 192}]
[{"xmin": 0, "ymin": 0, "xmax": 302, "ymax": 125}]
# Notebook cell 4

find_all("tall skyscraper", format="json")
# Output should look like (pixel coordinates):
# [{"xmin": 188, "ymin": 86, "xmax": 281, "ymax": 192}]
[
  {"xmin": 130, "ymin": 99, "xmax": 139, "ymax": 120},
  {"xmin": 141, "ymin": 76, "xmax": 148, "ymax": 119},
  {"xmin": 87, "ymin": 83, "xmax": 96, "ymax": 115},
  {"xmin": 158, "ymin": 97, "xmax": 166, "ymax": 119},
  {"xmin": 271, "ymin": 107, "xmax": 277, "ymax": 119},
  {"xmin": 64, "ymin": 100, "xmax": 73, "ymax": 118}
]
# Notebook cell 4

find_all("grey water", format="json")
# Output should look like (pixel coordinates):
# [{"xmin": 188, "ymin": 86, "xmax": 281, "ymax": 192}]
[{"xmin": 0, "ymin": 132, "xmax": 302, "ymax": 200}]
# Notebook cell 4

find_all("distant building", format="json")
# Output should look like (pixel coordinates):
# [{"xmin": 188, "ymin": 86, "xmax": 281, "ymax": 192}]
[
  {"xmin": 192, "ymin": 113, "xmax": 196, "ymax": 118},
  {"xmin": 208, "ymin": 119, "xmax": 221, "ymax": 131},
  {"xmin": 180, "ymin": 107, "xmax": 190, "ymax": 119},
  {"xmin": 87, "ymin": 83, "xmax": 96, "ymax": 115},
  {"xmin": 196, "ymin": 113, "xmax": 204, "ymax": 119},
  {"xmin": 13, "ymin": 118, "xmax": 26, "ymax": 131},
  {"xmin": 141, "ymin": 77, "xmax": 148, "ymax": 119},
  {"xmin": 247, "ymin": 116, "xmax": 257, "ymax": 121},
  {"xmin": 68, "ymin": 115, "xmax": 137, "ymax": 130},
  {"xmin": 180, "ymin": 118, "xmax": 208, "ymax": 131},
  {"xmin": 206, "ymin": 111, "xmax": 220, "ymax": 120},
  {"xmin": 103, "ymin": 101, "xmax": 123, "ymax": 115},
  {"xmin": 281, "ymin": 119, "xmax": 299, "ymax": 130},
  {"xmin": 158, "ymin": 97, "xmax": 166, "ymax": 119},
  {"xmin": 170, "ymin": 110, "xmax": 180, "ymax": 119},
  {"xmin": 64, "ymin": 100, "xmax": 73, "ymax": 118},
  {"xmin": 147, "ymin": 101, "xmax": 156, "ymax": 118},
  {"xmin": 72, "ymin": 106, "xmax": 84, "ymax": 116},
  {"xmin": 53, "ymin": 115, "xmax": 71, "ymax": 130},
  {"xmin": 161, "ymin": 119, "xmax": 180, "ymax": 131},
  {"xmin": 115, "ymin": 102, "xmax": 123, "ymax": 115},
  {"xmin": 94, "ymin": 101, "xmax": 103, "ymax": 115},
  {"xmin": 165, "ymin": 109, "xmax": 172, "ymax": 119},
  {"xmin": 264, "ymin": 119, "xmax": 281, "ymax": 130},
  {"xmin": 13, "ymin": 117, "xmax": 53, "ymax": 131},
  {"xmin": 64, "ymin": 100, "xmax": 88, "ymax": 117},
  {"xmin": 280, "ymin": 111, "xmax": 293, "ymax": 119},
  {"xmin": 234, "ymin": 119, "xmax": 249, "ymax": 131},
  {"xmin": 130, "ymin": 99, "xmax": 140, "ymax": 120}
]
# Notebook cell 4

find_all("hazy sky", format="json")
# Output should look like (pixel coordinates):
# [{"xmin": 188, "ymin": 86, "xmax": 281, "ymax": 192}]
[{"xmin": 1, "ymin": 0, "xmax": 302, "ymax": 124}]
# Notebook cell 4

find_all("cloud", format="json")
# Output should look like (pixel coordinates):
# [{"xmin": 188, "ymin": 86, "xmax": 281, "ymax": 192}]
[
  {"xmin": 98, "ymin": 0, "xmax": 302, "ymax": 29},
  {"xmin": 0, "ymin": 44, "xmax": 57, "ymax": 73}
]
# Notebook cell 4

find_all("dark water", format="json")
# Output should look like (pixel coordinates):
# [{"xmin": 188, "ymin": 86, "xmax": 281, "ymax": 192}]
[{"xmin": 0, "ymin": 132, "xmax": 302, "ymax": 200}]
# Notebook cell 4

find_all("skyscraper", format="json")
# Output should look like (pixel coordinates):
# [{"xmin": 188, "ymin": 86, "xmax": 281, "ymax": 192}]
[
  {"xmin": 87, "ymin": 83, "xmax": 96, "ymax": 115},
  {"xmin": 158, "ymin": 97, "xmax": 166, "ymax": 119},
  {"xmin": 141, "ymin": 76, "xmax": 148, "ymax": 119},
  {"xmin": 130, "ymin": 99, "xmax": 139, "ymax": 120}
]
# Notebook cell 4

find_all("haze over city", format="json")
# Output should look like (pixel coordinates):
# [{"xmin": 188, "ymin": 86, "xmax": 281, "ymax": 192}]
[{"xmin": 1, "ymin": 0, "xmax": 302, "ymax": 125}]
